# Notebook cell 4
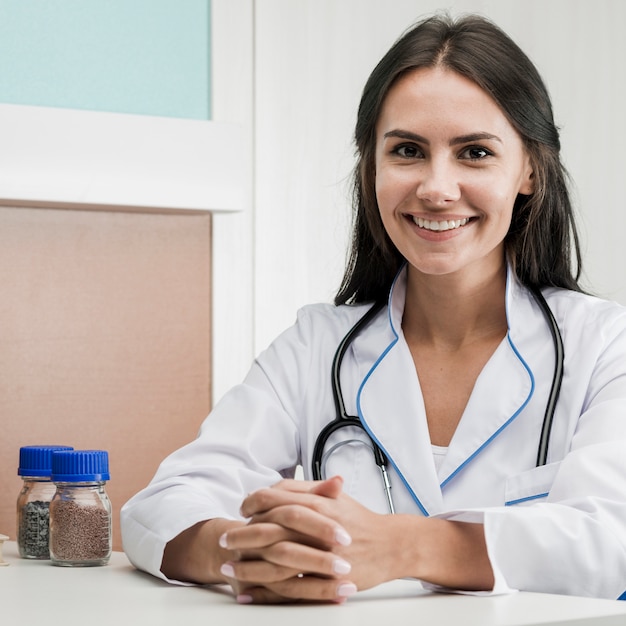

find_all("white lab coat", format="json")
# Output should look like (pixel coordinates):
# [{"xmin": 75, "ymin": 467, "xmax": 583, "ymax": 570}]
[{"xmin": 121, "ymin": 266, "xmax": 626, "ymax": 599}]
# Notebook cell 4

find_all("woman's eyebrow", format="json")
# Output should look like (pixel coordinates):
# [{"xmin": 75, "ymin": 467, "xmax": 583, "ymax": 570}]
[
  {"xmin": 383, "ymin": 129, "xmax": 428, "ymax": 143},
  {"xmin": 450, "ymin": 132, "xmax": 502, "ymax": 146},
  {"xmin": 383, "ymin": 129, "xmax": 502, "ymax": 145}
]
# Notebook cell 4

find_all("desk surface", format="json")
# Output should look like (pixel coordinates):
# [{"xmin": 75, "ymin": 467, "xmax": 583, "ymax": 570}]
[{"xmin": 2, "ymin": 542, "xmax": 626, "ymax": 626}]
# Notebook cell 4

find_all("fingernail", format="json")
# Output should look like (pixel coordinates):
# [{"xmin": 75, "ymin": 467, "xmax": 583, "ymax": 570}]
[
  {"xmin": 337, "ymin": 582, "xmax": 357, "ymax": 598},
  {"xmin": 236, "ymin": 594, "xmax": 254, "ymax": 604},
  {"xmin": 333, "ymin": 558, "xmax": 351, "ymax": 575},
  {"xmin": 218, "ymin": 532, "xmax": 228, "ymax": 549},
  {"xmin": 335, "ymin": 527, "xmax": 352, "ymax": 546},
  {"xmin": 220, "ymin": 562, "xmax": 235, "ymax": 578}
]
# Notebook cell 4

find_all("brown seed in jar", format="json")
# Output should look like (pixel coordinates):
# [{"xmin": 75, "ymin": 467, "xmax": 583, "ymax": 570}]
[{"xmin": 50, "ymin": 500, "xmax": 110, "ymax": 561}]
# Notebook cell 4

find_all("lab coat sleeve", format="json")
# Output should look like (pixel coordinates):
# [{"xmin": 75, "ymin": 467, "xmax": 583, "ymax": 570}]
[
  {"xmin": 431, "ymin": 309, "xmax": 626, "ymax": 599},
  {"xmin": 120, "ymin": 306, "xmax": 324, "ymax": 583},
  {"xmin": 483, "ymin": 446, "xmax": 626, "ymax": 599}
]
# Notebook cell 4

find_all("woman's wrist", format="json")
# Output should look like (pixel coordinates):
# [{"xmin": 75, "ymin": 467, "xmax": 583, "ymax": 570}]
[
  {"xmin": 386, "ymin": 515, "xmax": 494, "ymax": 591},
  {"xmin": 161, "ymin": 518, "xmax": 245, "ymax": 584}
]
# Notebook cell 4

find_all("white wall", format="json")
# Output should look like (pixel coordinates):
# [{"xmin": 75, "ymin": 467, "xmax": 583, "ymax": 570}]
[{"xmin": 211, "ymin": 0, "xmax": 626, "ymax": 403}]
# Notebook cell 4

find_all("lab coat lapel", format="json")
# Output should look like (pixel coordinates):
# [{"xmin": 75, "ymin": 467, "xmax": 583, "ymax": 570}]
[
  {"xmin": 351, "ymin": 266, "xmax": 535, "ymax": 514},
  {"xmin": 437, "ymin": 337, "xmax": 533, "ymax": 485},
  {"xmin": 353, "ymin": 269, "xmax": 445, "ymax": 515},
  {"xmin": 438, "ymin": 271, "xmax": 535, "ymax": 486}
]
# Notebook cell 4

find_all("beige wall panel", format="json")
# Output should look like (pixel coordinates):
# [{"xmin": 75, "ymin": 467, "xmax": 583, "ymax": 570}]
[{"xmin": 0, "ymin": 206, "xmax": 211, "ymax": 551}]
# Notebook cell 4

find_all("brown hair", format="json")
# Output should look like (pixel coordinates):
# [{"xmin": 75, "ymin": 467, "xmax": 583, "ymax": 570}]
[{"xmin": 335, "ymin": 13, "xmax": 582, "ymax": 305}]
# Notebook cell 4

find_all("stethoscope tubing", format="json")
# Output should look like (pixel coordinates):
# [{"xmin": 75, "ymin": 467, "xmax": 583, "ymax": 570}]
[
  {"xmin": 312, "ymin": 300, "xmax": 395, "ymax": 511},
  {"xmin": 312, "ymin": 300, "xmax": 386, "ymax": 478},
  {"xmin": 312, "ymin": 284, "xmax": 564, "ymax": 510},
  {"xmin": 530, "ymin": 286, "xmax": 564, "ymax": 467}
]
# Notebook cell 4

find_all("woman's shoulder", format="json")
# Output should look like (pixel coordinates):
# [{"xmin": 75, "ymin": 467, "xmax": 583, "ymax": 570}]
[
  {"xmin": 253, "ymin": 302, "xmax": 380, "ymax": 382},
  {"xmin": 286, "ymin": 301, "xmax": 377, "ymax": 344},
  {"xmin": 544, "ymin": 287, "xmax": 626, "ymax": 337},
  {"xmin": 296, "ymin": 301, "xmax": 375, "ymax": 327},
  {"xmin": 260, "ymin": 301, "xmax": 378, "ymax": 357}
]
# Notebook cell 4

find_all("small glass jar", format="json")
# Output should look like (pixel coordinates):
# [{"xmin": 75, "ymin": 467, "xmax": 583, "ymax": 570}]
[
  {"xmin": 16, "ymin": 445, "xmax": 73, "ymax": 559},
  {"xmin": 49, "ymin": 449, "xmax": 112, "ymax": 567}
]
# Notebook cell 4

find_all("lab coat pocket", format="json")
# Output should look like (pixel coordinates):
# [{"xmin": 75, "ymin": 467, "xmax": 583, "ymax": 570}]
[{"xmin": 505, "ymin": 461, "xmax": 561, "ymax": 506}]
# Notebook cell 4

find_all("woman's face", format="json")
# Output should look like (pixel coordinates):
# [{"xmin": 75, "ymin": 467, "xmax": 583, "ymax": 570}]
[{"xmin": 374, "ymin": 66, "xmax": 533, "ymax": 282}]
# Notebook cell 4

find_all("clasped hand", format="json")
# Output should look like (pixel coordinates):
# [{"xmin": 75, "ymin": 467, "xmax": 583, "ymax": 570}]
[{"xmin": 218, "ymin": 475, "xmax": 394, "ymax": 604}]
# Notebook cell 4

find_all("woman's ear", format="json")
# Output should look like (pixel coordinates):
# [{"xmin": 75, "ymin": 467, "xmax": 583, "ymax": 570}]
[{"xmin": 519, "ymin": 157, "xmax": 535, "ymax": 195}]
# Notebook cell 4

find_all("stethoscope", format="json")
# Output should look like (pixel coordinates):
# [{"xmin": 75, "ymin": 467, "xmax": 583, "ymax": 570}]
[{"xmin": 311, "ymin": 286, "xmax": 564, "ymax": 514}]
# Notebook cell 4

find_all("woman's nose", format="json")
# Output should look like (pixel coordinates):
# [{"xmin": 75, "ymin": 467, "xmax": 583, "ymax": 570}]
[{"xmin": 415, "ymin": 160, "xmax": 461, "ymax": 206}]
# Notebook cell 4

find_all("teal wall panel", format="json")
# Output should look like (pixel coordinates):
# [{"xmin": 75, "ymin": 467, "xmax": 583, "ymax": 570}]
[{"xmin": 0, "ymin": 0, "xmax": 211, "ymax": 119}]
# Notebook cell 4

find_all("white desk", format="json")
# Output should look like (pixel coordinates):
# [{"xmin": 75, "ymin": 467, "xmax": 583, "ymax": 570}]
[{"xmin": 2, "ymin": 541, "xmax": 626, "ymax": 626}]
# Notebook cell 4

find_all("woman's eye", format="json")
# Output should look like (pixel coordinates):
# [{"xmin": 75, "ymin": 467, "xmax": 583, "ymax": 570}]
[
  {"xmin": 393, "ymin": 144, "xmax": 421, "ymax": 159},
  {"xmin": 460, "ymin": 146, "xmax": 492, "ymax": 160}
]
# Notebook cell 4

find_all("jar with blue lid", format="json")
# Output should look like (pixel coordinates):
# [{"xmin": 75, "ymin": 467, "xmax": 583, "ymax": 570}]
[
  {"xmin": 49, "ymin": 449, "xmax": 112, "ymax": 567},
  {"xmin": 16, "ymin": 445, "xmax": 74, "ymax": 559}
]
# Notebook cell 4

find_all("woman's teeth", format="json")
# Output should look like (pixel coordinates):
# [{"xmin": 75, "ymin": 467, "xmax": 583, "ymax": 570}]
[{"xmin": 412, "ymin": 217, "xmax": 469, "ymax": 231}]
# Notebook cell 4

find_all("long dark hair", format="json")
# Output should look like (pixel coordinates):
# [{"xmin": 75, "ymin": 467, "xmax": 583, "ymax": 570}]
[{"xmin": 335, "ymin": 13, "xmax": 583, "ymax": 305}]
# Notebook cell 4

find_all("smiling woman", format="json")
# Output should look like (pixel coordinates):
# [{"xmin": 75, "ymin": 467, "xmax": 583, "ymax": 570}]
[
  {"xmin": 371, "ymin": 67, "xmax": 536, "ymax": 444},
  {"xmin": 121, "ymin": 13, "xmax": 626, "ymax": 604}
]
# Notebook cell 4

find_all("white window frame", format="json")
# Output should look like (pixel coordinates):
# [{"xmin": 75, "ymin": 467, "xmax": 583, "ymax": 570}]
[{"xmin": 0, "ymin": 103, "xmax": 243, "ymax": 213}]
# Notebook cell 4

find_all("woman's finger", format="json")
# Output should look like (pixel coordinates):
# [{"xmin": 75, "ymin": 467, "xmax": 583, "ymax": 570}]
[
  {"xmin": 239, "ymin": 576, "xmax": 358, "ymax": 604},
  {"xmin": 241, "ymin": 488, "xmax": 347, "ymax": 535},
  {"xmin": 224, "ymin": 578, "xmax": 292, "ymax": 605},
  {"xmin": 220, "ymin": 558, "xmax": 298, "ymax": 584},
  {"xmin": 270, "ymin": 475, "xmax": 344, "ymax": 499},
  {"xmin": 269, "ymin": 478, "xmax": 319, "ymax": 492},
  {"xmin": 234, "ymin": 586, "xmax": 293, "ymax": 605},
  {"xmin": 220, "ymin": 522, "xmax": 289, "ymax": 550},
  {"xmin": 307, "ymin": 475, "xmax": 345, "ymax": 499},
  {"xmin": 222, "ymin": 541, "xmax": 351, "ymax": 582},
  {"xmin": 227, "ymin": 505, "xmax": 351, "ymax": 550},
  {"xmin": 222, "ymin": 521, "xmax": 333, "ymax": 553},
  {"xmin": 242, "ymin": 477, "xmax": 343, "ymax": 518},
  {"xmin": 241, "ymin": 487, "xmax": 319, "ymax": 517}
]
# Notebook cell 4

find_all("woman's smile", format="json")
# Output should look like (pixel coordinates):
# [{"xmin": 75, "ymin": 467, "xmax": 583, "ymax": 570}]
[
  {"xmin": 403, "ymin": 213, "xmax": 476, "ymax": 243},
  {"xmin": 412, "ymin": 216, "xmax": 470, "ymax": 232}
]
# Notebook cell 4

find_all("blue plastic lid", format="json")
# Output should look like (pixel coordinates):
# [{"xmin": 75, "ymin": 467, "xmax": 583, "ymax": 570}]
[
  {"xmin": 18, "ymin": 445, "xmax": 74, "ymax": 477},
  {"xmin": 51, "ymin": 449, "xmax": 110, "ymax": 482}
]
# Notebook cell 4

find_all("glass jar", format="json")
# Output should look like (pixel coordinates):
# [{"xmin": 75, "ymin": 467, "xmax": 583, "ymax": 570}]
[
  {"xmin": 16, "ymin": 445, "xmax": 73, "ymax": 559},
  {"xmin": 49, "ymin": 449, "xmax": 112, "ymax": 567}
]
